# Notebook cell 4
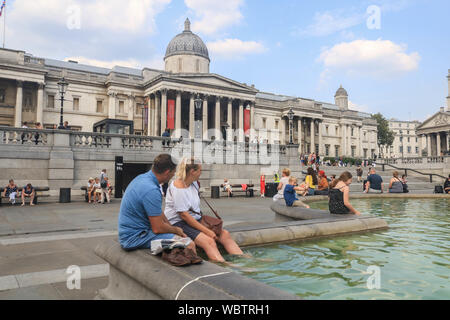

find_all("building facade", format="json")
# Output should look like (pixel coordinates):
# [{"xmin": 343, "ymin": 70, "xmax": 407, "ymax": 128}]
[
  {"xmin": 0, "ymin": 18, "xmax": 379, "ymax": 158},
  {"xmin": 384, "ymin": 119, "xmax": 423, "ymax": 158}
]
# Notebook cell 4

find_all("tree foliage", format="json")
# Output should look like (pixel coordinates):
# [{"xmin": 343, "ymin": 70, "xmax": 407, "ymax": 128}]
[{"xmin": 371, "ymin": 113, "xmax": 395, "ymax": 147}]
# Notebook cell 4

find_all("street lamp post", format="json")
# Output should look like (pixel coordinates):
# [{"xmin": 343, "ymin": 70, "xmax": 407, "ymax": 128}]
[
  {"xmin": 287, "ymin": 107, "xmax": 294, "ymax": 145},
  {"xmin": 57, "ymin": 77, "xmax": 69, "ymax": 129},
  {"xmin": 194, "ymin": 94, "xmax": 203, "ymax": 140}
]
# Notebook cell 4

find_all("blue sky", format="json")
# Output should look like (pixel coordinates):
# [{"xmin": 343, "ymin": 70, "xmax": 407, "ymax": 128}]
[{"xmin": 4, "ymin": 0, "xmax": 450, "ymax": 121}]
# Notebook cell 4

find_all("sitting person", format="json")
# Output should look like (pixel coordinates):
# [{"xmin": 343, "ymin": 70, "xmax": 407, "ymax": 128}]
[
  {"xmin": 401, "ymin": 175, "xmax": 409, "ymax": 193},
  {"xmin": 364, "ymin": 168, "xmax": 384, "ymax": 193},
  {"xmin": 223, "ymin": 179, "xmax": 233, "ymax": 197},
  {"xmin": 273, "ymin": 168, "xmax": 291, "ymax": 202},
  {"xmin": 329, "ymin": 172, "xmax": 361, "ymax": 215},
  {"xmin": 21, "ymin": 183, "xmax": 35, "ymax": 206},
  {"xmin": 87, "ymin": 178, "xmax": 95, "ymax": 203},
  {"xmin": 118, "ymin": 154, "xmax": 196, "ymax": 254},
  {"xmin": 93, "ymin": 178, "xmax": 102, "ymax": 203},
  {"xmin": 314, "ymin": 170, "xmax": 329, "ymax": 195},
  {"xmin": 388, "ymin": 171, "xmax": 404, "ymax": 194},
  {"xmin": 305, "ymin": 167, "xmax": 318, "ymax": 196},
  {"xmin": 164, "ymin": 158, "xmax": 243, "ymax": 263},
  {"xmin": 444, "ymin": 174, "xmax": 450, "ymax": 194},
  {"xmin": 283, "ymin": 177, "xmax": 310, "ymax": 208},
  {"xmin": 2, "ymin": 179, "xmax": 18, "ymax": 205}
]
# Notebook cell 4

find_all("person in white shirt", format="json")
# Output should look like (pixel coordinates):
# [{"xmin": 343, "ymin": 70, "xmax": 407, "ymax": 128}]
[
  {"xmin": 273, "ymin": 168, "xmax": 291, "ymax": 202},
  {"xmin": 164, "ymin": 158, "xmax": 243, "ymax": 263}
]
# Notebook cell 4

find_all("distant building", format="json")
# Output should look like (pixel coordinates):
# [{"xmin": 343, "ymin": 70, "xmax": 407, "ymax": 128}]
[
  {"xmin": 385, "ymin": 119, "xmax": 422, "ymax": 158},
  {"xmin": 0, "ymin": 18, "xmax": 379, "ymax": 158}
]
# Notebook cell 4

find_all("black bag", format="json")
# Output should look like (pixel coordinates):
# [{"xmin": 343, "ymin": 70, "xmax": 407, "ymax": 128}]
[
  {"xmin": 402, "ymin": 183, "xmax": 409, "ymax": 193},
  {"xmin": 434, "ymin": 185, "xmax": 444, "ymax": 194},
  {"xmin": 101, "ymin": 181, "xmax": 107, "ymax": 189}
]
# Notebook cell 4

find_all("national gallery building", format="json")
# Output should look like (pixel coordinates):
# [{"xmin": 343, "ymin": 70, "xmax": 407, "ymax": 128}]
[{"xmin": 0, "ymin": 19, "xmax": 379, "ymax": 158}]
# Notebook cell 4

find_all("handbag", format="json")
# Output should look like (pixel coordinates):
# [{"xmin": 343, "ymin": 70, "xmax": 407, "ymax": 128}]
[{"xmin": 192, "ymin": 183, "xmax": 223, "ymax": 237}]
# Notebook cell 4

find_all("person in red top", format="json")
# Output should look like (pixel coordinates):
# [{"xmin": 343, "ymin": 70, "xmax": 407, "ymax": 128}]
[{"xmin": 260, "ymin": 174, "xmax": 266, "ymax": 198}]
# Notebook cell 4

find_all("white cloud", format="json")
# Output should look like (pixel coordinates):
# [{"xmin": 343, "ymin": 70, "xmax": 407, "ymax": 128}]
[
  {"xmin": 297, "ymin": 9, "xmax": 365, "ymax": 37},
  {"xmin": 184, "ymin": 0, "xmax": 244, "ymax": 35},
  {"xmin": 207, "ymin": 39, "xmax": 267, "ymax": 60},
  {"xmin": 9, "ymin": 0, "xmax": 172, "ymax": 34},
  {"xmin": 317, "ymin": 39, "xmax": 420, "ymax": 78}
]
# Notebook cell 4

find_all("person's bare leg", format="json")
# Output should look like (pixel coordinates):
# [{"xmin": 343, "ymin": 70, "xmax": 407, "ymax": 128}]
[
  {"xmin": 218, "ymin": 230, "xmax": 243, "ymax": 255},
  {"xmin": 21, "ymin": 193, "xmax": 25, "ymax": 206},
  {"xmin": 30, "ymin": 194, "xmax": 35, "ymax": 206},
  {"xmin": 195, "ymin": 233, "xmax": 225, "ymax": 262}
]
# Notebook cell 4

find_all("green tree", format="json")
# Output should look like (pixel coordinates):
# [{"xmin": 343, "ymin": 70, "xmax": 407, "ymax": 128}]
[{"xmin": 371, "ymin": 113, "xmax": 395, "ymax": 157}]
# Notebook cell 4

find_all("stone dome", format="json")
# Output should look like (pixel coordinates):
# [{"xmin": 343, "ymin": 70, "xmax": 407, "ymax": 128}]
[
  {"xmin": 164, "ymin": 18, "xmax": 210, "ymax": 61},
  {"xmin": 335, "ymin": 85, "xmax": 348, "ymax": 97}
]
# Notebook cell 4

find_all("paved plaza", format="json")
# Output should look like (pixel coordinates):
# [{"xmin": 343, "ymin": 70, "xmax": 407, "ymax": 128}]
[{"xmin": 0, "ymin": 196, "xmax": 276, "ymax": 299}]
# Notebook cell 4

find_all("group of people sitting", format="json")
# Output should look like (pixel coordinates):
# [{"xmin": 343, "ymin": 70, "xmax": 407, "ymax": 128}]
[
  {"xmin": 272, "ymin": 168, "xmax": 361, "ymax": 215},
  {"xmin": 118, "ymin": 154, "xmax": 244, "ymax": 263},
  {"xmin": 2, "ymin": 179, "xmax": 36, "ymax": 206},
  {"xmin": 86, "ymin": 169, "xmax": 113, "ymax": 204},
  {"xmin": 363, "ymin": 168, "xmax": 409, "ymax": 194}
]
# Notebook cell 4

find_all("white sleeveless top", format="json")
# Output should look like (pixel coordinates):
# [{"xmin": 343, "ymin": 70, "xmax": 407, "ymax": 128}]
[{"xmin": 164, "ymin": 181, "xmax": 202, "ymax": 225}]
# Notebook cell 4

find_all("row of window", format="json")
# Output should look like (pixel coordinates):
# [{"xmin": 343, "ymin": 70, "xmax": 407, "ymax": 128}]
[
  {"xmin": 398, "ymin": 136, "xmax": 418, "ymax": 143},
  {"xmin": 323, "ymin": 144, "xmax": 376, "ymax": 158},
  {"xmin": 47, "ymin": 95, "xmax": 143, "ymax": 115}
]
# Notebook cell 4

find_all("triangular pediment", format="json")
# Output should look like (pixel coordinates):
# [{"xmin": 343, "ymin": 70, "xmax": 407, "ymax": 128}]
[
  {"xmin": 167, "ymin": 73, "xmax": 258, "ymax": 93},
  {"xmin": 417, "ymin": 111, "xmax": 450, "ymax": 130}
]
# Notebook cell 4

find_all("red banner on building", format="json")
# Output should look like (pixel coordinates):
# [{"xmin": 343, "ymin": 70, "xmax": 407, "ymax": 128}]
[
  {"xmin": 167, "ymin": 99, "xmax": 175, "ymax": 129},
  {"xmin": 244, "ymin": 108, "xmax": 251, "ymax": 136}
]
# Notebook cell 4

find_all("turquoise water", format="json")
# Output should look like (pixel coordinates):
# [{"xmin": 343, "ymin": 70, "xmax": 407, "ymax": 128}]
[{"xmin": 228, "ymin": 199, "xmax": 450, "ymax": 300}]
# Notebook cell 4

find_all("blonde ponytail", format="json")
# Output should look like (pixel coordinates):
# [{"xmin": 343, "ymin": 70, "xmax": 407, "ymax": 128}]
[{"xmin": 176, "ymin": 157, "xmax": 200, "ymax": 181}]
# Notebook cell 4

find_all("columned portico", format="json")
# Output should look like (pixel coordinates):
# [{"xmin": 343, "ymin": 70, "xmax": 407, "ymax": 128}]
[
  {"xmin": 175, "ymin": 91, "xmax": 182, "ymax": 138},
  {"xmin": 318, "ymin": 120, "xmax": 323, "ymax": 156},
  {"xmin": 215, "ymin": 96, "xmax": 221, "ymax": 140},
  {"xmin": 227, "ymin": 98, "xmax": 233, "ymax": 141},
  {"xmin": 310, "ymin": 119, "xmax": 315, "ymax": 153}
]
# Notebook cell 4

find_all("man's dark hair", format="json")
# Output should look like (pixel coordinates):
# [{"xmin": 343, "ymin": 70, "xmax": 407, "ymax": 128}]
[{"xmin": 152, "ymin": 154, "xmax": 177, "ymax": 174}]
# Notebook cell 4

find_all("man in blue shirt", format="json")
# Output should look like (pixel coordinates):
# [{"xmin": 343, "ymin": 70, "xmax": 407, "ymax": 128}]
[
  {"xmin": 118, "ymin": 154, "xmax": 193, "ymax": 251},
  {"xmin": 364, "ymin": 168, "xmax": 384, "ymax": 193},
  {"xmin": 283, "ymin": 177, "xmax": 310, "ymax": 208}
]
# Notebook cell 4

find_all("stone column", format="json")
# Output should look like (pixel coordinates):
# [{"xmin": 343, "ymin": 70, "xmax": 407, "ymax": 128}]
[
  {"xmin": 238, "ymin": 100, "xmax": 244, "ymax": 142},
  {"xmin": 189, "ymin": 93, "xmax": 195, "ymax": 139},
  {"xmin": 318, "ymin": 120, "xmax": 323, "ymax": 156},
  {"xmin": 154, "ymin": 93, "xmax": 160, "ymax": 136},
  {"xmin": 310, "ymin": 119, "xmax": 315, "ymax": 153},
  {"xmin": 418, "ymin": 134, "xmax": 423, "ymax": 157},
  {"xmin": 175, "ymin": 91, "xmax": 182, "ymax": 138},
  {"xmin": 160, "ymin": 89, "xmax": 167, "ymax": 134},
  {"xmin": 147, "ymin": 95, "xmax": 153, "ymax": 137},
  {"xmin": 227, "ymin": 98, "xmax": 233, "ymax": 141},
  {"xmin": 436, "ymin": 132, "xmax": 441, "ymax": 156},
  {"xmin": 348, "ymin": 125, "xmax": 352, "ymax": 156},
  {"xmin": 108, "ymin": 92, "xmax": 116, "ymax": 119},
  {"xmin": 297, "ymin": 118, "xmax": 302, "ymax": 153},
  {"xmin": 250, "ymin": 102, "xmax": 255, "ymax": 142},
  {"xmin": 341, "ymin": 124, "xmax": 346, "ymax": 157},
  {"xmin": 127, "ymin": 95, "xmax": 135, "ymax": 122},
  {"xmin": 427, "ymin": 134, "xmax": 432, "ymax": 157},
  {"xmin": 215, "ymin": 96, "xmax": 221, "ymax": 140},
  {"xmin": 202, "ymin": 96, "xmax": 208, "ymax": 140},
  {"xmin": 36, "ymin": 83, "xmax": 44, "ymax": 124},
  {"xmin": 359, "ymin": 126, "xmax": 364, "ymax": 158},
  {"xmin": 15, "ymin": 81, "xmax": 23, "ymax": 127},
  {"xmin": 280, "ymin": 118, "xmax": 286, "ymax": 145}
]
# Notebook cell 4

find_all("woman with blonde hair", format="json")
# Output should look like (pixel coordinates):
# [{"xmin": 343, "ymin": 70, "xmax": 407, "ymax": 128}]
[
  {"xmin": 164, "ymin": 158, "xmax": 244, "ymax": 263},
  {"xmin": 328, "ymin": 171, "xmax": 360, "ymax": 215},
  {"xmin": 273, "ymin": 168, "xmax": 291, "ymax": 202}
]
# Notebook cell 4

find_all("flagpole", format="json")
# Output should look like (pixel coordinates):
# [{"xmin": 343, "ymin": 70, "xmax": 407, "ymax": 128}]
[{"xmin": 3, "ymin": 2, "xmax": 5, "ymax": 48}]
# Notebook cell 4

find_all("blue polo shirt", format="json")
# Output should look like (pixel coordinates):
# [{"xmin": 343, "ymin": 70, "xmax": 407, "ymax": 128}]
[
  {"xmin": 118, "ymin": 171, "xmax": 173, "ymax": 250},
  {"xmin": 284, "ymin": 184, "xmax": 298, "ymax": 207}
]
